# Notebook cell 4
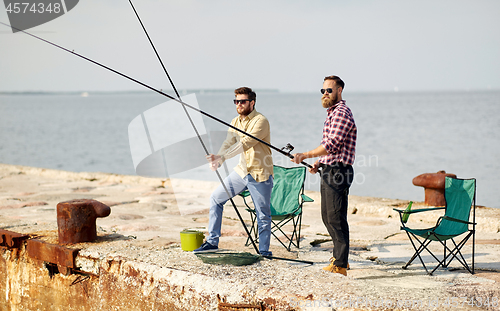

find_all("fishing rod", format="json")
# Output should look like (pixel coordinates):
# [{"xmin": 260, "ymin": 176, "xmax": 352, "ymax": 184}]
[
  {"xmin": 262, "ymin": 255, "xmax": 313, "ymax": 265},
  {"xmin": 127, "ymin": 0, "xmax": 261, "ymax": 254},
  {"xmin": 1, "ymin": 19, "xmax": 314, "ymax": 264},
  {"xmin": 0, "ymin": 21, "xmax": 311, "ymax": 169},
  {"xmin": 127, "ymin": 1, "xmax": 315, "ymax": 265}
]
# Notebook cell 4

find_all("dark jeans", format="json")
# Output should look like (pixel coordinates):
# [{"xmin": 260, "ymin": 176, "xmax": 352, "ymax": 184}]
[{"xmin": 320, "ymin": 162, "xmax": 354, "ymax": 268}]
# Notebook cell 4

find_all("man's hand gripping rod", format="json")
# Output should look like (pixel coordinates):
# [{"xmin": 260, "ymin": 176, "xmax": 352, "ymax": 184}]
[{"xmin": 281, "ymin": 143, "xmax": 312, "ymax": 168}]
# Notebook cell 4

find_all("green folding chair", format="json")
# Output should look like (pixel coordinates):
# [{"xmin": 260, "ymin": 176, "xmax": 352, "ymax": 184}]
[
  {"xmin": 240, "ymin": 165, "xmax": 314, "ymax": 251},
  {"xmin": 394, "ymin": 177, "xmax": 476, "ymax": 275}
]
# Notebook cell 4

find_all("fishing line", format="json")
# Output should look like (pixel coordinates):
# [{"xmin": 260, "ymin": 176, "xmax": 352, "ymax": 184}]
[{"xmin": 127, "ymin": 0, "xmax": 260, "ymax": 254}]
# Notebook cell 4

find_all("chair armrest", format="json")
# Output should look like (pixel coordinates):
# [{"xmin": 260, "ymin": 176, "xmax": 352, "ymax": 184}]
[
  {"xmin": 301, "ymin": 194, "xmax": 314, "ymax": 202},
  {"xmin": 239, "ymin": 190, "xmax": 253, "ymax": 210},
  {"xmin": 441, "ymin": 216, "xmax": 476, "ymax": 225},
  {"xmin": 239, "ymin": 190, "xmax": 251, "ymax": 198},
  {"xmin": 393, "ymin": 207, "xmax": 445, "ymax": 214},
  {"xmin": 394, "ymin": 206, "xmax": 445, "ymax": 225}
]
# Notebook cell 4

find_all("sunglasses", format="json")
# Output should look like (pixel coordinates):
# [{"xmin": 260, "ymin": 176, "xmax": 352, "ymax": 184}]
[
  {"xmin": 320, "ymin": 88, "xmax": 335, "ymax": 94},
  {"xmin": 233, "ymin": 99, "xmax": 251, "ymax": 105}
]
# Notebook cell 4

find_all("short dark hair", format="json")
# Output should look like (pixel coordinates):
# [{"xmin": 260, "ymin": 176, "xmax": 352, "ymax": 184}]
[
  {"xmin": 324, "ymin": 75, "xmax": 345, "ymax": 90},
  {"xmin": 234, "ymin": 87, "xmax": 256, "ymax": 102}
]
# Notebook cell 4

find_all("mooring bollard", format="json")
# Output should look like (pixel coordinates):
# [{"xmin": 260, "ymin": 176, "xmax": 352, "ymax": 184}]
[
  {"xmin": 412, "ymin": 171, "xmax": 457, "ymax": 206},
  {"xmin": 57, "ymin": 199, "xmax": 111, "ymax": 244}
]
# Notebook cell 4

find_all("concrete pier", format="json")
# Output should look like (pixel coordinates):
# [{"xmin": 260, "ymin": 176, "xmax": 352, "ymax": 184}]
[{"xmin": 1, "ymin": 164, "xmax": 500, "ymax": 310}]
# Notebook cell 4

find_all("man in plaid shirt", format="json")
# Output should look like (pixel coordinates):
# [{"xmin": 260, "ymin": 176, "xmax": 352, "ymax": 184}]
[{"xmin": 291, "ymin": 75, "xmax": 357, "ymax": 276}]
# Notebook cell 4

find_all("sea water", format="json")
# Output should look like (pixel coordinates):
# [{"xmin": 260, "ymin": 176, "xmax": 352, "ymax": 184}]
[{"xmin": 0, "ymin": 90, "xmax": 498, "ymax": 208}]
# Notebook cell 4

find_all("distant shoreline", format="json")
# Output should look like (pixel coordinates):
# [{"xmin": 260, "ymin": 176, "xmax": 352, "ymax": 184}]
[
  {"xmin": 0, "ymin": 89, "xmax": 281, "ymax": 96},
  {"xmin": 1, "ymin": 89, "xmax": 499, "ymax": 96}
]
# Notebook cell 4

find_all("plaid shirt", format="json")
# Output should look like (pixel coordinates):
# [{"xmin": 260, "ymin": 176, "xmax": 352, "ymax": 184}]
[{"xmin": 319, "ymin": 100, "xmax": 357, "ymax": 166}]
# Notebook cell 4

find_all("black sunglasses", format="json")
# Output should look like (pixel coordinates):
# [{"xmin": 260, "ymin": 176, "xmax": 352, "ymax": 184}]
[
  {"xmin": 234, "ymin": 99, "xmax": 251, "ymax": 105},
  {"xmin": 320, "ymin": 88, "xmax": 335, "ymax": 94}
]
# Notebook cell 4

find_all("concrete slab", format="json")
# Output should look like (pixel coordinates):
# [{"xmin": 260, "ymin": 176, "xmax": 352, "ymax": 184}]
[{"xmin": 1, "ymin": 163, "xmax": 500, "ymax": 310}]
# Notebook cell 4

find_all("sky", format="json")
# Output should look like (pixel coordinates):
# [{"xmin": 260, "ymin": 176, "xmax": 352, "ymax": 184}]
[{"xmin": 1, "ymin": 0, "xmax": 499, "ymax": 93}]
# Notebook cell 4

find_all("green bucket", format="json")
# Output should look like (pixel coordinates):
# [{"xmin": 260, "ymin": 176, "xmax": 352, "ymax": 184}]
[{"xmin": 180, "ymin": 230, "xmax": 204, "ymax": 251}]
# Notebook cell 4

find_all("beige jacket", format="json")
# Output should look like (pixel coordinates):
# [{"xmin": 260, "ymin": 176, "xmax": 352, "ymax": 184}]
[{"xmin": 217, "ymin": 109, "xmax": 273, "ymax": 182}]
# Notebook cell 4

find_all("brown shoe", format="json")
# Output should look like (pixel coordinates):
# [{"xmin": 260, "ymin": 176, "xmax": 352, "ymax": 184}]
[
  {"xmin": 323, "ymin": 257, "xmax": 350, "ymax": 270},
  {"xmin": 322, "ymin": 258, "xmax": 335, "ymax": 272},
  {"xmin": 323, "ymin": 264, "xmax": 347, "ymax": 276}
]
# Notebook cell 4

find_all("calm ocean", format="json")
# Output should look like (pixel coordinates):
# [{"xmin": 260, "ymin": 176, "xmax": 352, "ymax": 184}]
[{"xmin": 0, "ymin": 90, "xmax": 498, "ymax": 208}]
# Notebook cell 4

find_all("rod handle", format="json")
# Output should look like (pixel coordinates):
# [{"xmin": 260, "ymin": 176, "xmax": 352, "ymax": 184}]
[{"xmin": 285, "ymin": 153, "xmax": 313, "ymax": 169}]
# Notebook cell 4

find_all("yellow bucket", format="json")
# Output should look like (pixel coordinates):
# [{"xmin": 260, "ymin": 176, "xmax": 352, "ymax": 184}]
[{"xmin": 180, "ymin": 230, "xmax": 204, "ymax": 251}]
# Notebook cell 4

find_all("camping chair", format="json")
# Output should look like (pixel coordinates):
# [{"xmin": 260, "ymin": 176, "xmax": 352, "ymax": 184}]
[
  {"xmin": 240, "ymin": 165, "xmax": 314, "ymax": 251},
  {"xmin": 394, "ymin": 177, "xmax": 476, "ymax": 275}
]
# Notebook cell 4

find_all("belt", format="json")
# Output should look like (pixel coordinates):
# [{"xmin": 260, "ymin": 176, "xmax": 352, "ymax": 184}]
[{"xmin": 319, "ymin": 162, "xmax": 351, "ymax": 169}]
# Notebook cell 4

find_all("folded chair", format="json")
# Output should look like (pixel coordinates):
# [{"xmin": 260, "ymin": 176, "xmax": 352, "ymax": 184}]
[
  {"xmin": 240, "ymin": 165, "xmax": 314, "ymax": 251},
  {"xmin": 394, "ymin": 177, "xmax": 476, "ymax": 275}
]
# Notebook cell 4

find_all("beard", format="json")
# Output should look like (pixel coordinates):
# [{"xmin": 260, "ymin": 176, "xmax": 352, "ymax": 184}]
[
  {"xmin": 322, "ymin": 94, "xmax": 338, "ymax": 108},
  {"xmin": 237, "ymin": 104, "xmax": 253, "ymax": 116}
]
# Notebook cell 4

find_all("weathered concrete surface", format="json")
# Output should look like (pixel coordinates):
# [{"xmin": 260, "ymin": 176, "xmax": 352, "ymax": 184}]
[
  {"xmin": 1, "ymin": 163, "xmax": 500, "ymax": 311},
  {"xmin": 1, "ymin": 245, "xmax": 187, "ymax": 310}
]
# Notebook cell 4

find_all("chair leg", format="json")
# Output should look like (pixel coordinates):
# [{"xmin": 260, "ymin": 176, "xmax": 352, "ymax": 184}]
[
  {"xmin": 425, "ymin": 233, "xmax": 456, "ymax": 275},
  {"xmin": 287, "ymin": 216, "xmax": 300, "ymax": 250},
  {"xmin": 245, "ymin": 212, "xmax": 259, "ymax": 247},
  {"xmin": 443, "ymin": 240, "xmax": 447, "ymax": 268},
  {"xmin": 472, "ymin": 229, "xmax": 475, "ymax": 274},
  {"xmin": 431, "ymin": 239, "xmax": 465, "ymax": 275},
  {"xmin": 296, "ymin": 213, "xmax": 302, "ymax": 249},
  {"xmin": 284, "ymin": 217, "xmax": 298, "ymax": 251},
  {"xmin": 413, "ymin": 243, "xmax": 432, "ymax": 274},
  {"xmin": 403, "ymin": 224, "xmax": 476, "ymax": 275},
  {"xmin": 425, "ymin": 232, "xmax": 475, "ymax": 275},
  {"xmin": 250, "ymin": 212, "xmax": 302, "ymax": 252},
  {"xmin": 431, "ymin": 242, "xmax": 452, "ymax": 275},
  {"xmin": 404, "ymin": 232, "xmax": 448, "ymax": 275},
  {"xmin": 270, "ymin": 219, "xmax": 293, "ymax": 251},
  {"xmin": 440, "ymin": 233, "xmax": 474, "ymax": 274},
  {"xmin": 451, "ymin": 239, "xmax": 470, "ymax": 271},
  {"xmin": 404, "ymin": 232, "xmax": 429, "ymax": 274}
]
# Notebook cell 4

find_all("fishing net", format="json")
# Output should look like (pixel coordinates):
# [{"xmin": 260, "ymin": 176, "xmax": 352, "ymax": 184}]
[{"xmin": 195, "ymin": 252, "xmax": 261, "ymax": 266}]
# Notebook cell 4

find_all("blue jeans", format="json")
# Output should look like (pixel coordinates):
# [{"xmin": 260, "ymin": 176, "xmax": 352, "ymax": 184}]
[{"xmin": 207, "ymin": 171, "xmax": 273, "ymax": 255}]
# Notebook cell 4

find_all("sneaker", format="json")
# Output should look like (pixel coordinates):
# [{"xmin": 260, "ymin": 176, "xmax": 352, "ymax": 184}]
[
  {"xmin": 260, "ymin": 251, "xmax": 273, "ymax": 257},
  {"xmin": 193, "ymin": 241, "xmax": 218, "ymax": 253}
]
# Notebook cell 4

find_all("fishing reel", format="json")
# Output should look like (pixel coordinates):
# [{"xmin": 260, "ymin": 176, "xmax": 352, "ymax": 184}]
[{"xmin": 281, "ymin": 143, "xmax": 295, "ymax": 156}]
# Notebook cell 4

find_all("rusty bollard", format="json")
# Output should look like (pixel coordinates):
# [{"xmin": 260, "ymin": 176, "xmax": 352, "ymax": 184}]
[
  {"xmin": 57, "ymin": 199, "xmax": 111, "ymax": 245},
  {"xmin": 412, "ymin": 171, "xmax": 457, "ymax": 207}
]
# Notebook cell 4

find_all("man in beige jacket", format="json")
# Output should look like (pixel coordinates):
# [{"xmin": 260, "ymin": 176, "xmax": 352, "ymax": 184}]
[{"xmin": 194, "ymin": 87, "xmax": 274, "ymax": 256}]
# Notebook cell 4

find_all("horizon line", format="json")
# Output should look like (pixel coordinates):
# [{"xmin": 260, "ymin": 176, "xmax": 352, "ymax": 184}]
[{"xmin": 1, "ymin": 87, "xmax": 499, "ymax": 95}]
